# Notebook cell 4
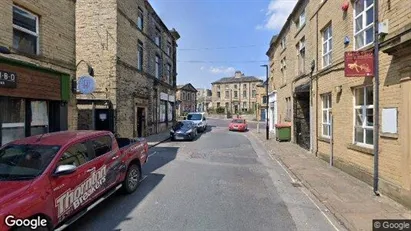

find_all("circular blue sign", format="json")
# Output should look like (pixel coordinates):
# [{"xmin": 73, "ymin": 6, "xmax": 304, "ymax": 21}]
[{"xmin": 77, "ymin": 75, "xmax": 96, "ymax": 94}]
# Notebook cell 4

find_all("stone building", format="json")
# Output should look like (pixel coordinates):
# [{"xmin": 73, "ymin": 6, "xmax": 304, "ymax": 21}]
[
  {"xmin": 196, "ymin": 88, "xmax": 212, "ymax": 112},
  {"xmin": 0, "ymin": 0, "xmax": 77, "ymax": 146},
  {"xmin": 268, "ymin": 0, "xmax": 411, "ymax": 208},
  {"xmin": 176, "ymin": 83, "xmax": 197, "ymax": 116},
  {"xmin": 75, "ymin": 0, "xmax": 180, "ymax": 138},
  {"xmin": 255, "ymin": 82, "xmax": 267, "ymax": 122},
  {"xmin": 211, "ymin": 71, "xmax": 263, "ymax": 114}
]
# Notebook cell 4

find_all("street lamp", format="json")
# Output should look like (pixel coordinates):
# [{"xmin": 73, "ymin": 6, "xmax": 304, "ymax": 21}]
[{"xmin": 261, "ymin": 64, "xmax": 269, "ymax": 140}]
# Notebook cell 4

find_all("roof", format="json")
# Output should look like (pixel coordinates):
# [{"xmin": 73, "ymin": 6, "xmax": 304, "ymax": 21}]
[
  {"xmin": 8, "ymin": 130, "xmax": 111, "ymax": 146},
  {"xmin": 177, "ymin": 83, "xmax": 197, "ymax": 92},
  {"xmin": 211, "ymin": 76, "xmax": 263, "ymax": 85}
]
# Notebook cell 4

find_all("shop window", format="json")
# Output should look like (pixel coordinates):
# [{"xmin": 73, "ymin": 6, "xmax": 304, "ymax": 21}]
[
  {"xmin": 30, "ymin": 101, "xmax": 49, "ymax": 136},
  {"xmin": 160, "ymin": 100, "xmax": 166, "ymax": 122},
  {"xmin": 0, "ymin": 97, "xmax": 25, "ymax": 145},
  {"xmin": 168, "ymin": 102, "xmax": 173, "ymax": 122},
  {"xmin": 354, "ymin": 86, "xmax": 374, "ymax": 147},
  {"xmin": 12, "ymin": 5, "xmax": 39, "ymax": 55}
]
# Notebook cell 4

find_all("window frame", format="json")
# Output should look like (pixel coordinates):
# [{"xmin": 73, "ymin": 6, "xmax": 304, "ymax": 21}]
[
  {"xmin": 297, "ymin": 37, "xmax": 306, "ymax": 75},
  {"xmin": 353, "ymin": 0, "xmax": 374, "ymax": 50},
  {"xmin": 322, "ymin": 24, "xmax": 333, "ymax": 68},
  {"xmin": 137, "ymin": 40, "xmax": 143, "ymax": 71},
  {"xmin": 166, "ymin": 63, "xmax": 172, "ymax": 84},
  {"xmin": 137, "ymin": 7, "xmax": 144, "ymax": 31},
  {"xmin": 155, "ymin": 27, "xmax": 161, "ymax": 47},
  {"xmin": 353, "ymin": 85, "xmax": 374, "ymax": 148},
  {"xmin": 12, "ymin": 5, "xmax": 40, "ymax": 55},
  {"xmin": 321, "ymin": 93, "xmax": 332, "ymax": 138},
  {"xmin": 155, "ymin": 55, "xmax": 161, "ymax": 78},
  {"xmin": 297, "ymin": 9, "xmax": 306, "ymax": 29}
]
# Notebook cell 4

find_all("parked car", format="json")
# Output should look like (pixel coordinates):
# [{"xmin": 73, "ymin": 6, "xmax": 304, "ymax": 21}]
[
  {"xmin": 170, "ymin": 121, "xmax": 198, "ymax": 141},
  {"xmin": 0, "ymin": 130, "xmax": 148, "ymax": 231},
  {"xmin": 186, "ymin": 112, "xmax": 207, "ymax": 132},
  {"xmin": 229, "ymin": 118, "xmax": 248, "ymax": 132}
]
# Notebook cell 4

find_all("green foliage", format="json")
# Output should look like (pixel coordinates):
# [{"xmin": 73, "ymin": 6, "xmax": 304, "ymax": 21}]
[{"xmin": 216, "ymin": 107, "xmax": 225, "ymax": 114}]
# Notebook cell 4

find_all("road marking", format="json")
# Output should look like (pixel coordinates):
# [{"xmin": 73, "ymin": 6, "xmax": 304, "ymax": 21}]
[
  {"xmin": 249, "ymin": 132, "xmax": 341, "ymax": 231},
  {"xmin": 148, "ymin": 151, "xmax": 157, "ymax": 158},
  {"xmin": 140, "ymin": 175, "xmax": 148, "ymax": 182}
]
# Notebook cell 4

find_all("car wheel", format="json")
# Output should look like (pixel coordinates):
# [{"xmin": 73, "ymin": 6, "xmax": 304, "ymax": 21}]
[{"xmin": 122, "ymin": 163, "xmax": 141, "ymax": 194}]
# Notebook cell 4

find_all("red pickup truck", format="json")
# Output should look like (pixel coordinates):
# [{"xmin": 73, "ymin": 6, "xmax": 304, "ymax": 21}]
[{"xmin": 0, "ymin": 130, "xmax": 148, "ymax": 231}]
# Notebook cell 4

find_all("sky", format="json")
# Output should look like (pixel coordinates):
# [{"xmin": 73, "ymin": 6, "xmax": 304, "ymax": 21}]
[{"xmin": 149, "ymin": 0, "xmax": 298, "ymax": 89}]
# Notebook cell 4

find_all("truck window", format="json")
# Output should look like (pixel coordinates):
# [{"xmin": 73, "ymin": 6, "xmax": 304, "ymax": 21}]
[
  {"xmin": 91, "ymin": 135, "xmax": 112, "ymax": 157},
  {"xmin": 58, "ymin": 142, "xmax": 89, "ymax": 167}
]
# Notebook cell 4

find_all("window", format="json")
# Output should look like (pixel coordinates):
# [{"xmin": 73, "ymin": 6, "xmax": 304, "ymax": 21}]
[
  {"xmin": 137, "ymin": 41, "xmax": 143, "ymax": 70},
  {"xmin": 187, "ymin": 92, "xmax": 190, "ymax": 101},
  {"xmin": 234, "ymin": 91, "xmax": 238, "ymax": 98},
  {"xmin": 59, "ymin": 142, "xmax": 90, "ymax": 167},
  {"xmin": 217, "ymin": 92, "xmax": 221, "ymax": 98},
  {"xmin": 243, "ymin": 90, "xmax": 247, "ymax": 98},
  {"xmin": 91, "ymin": 136, "xmax": 112, "ymax": 157},
  {"xmin": 243, "ymin": 102, "xmax": 247, "ymax": 108},
  {"xmin": 160, "ymin": 100, "xmax": 166, "ymax": 122},
  {"xmin": 252, "ymin": 90, "xmax": 256, "ymax": 98},
  {"xmin": 0, "ymin": 97, "xmax": 25, "ymax": 146},
  {"xmin": 243, "ymin": 84, "xmax": 246, "ymax": 88},
  {"xmin": 281, "ymin": 37, "xmax": 286, "ymax": 50},
  {"xmin": 155, "ymin": 55, "xmax": 161, "ymax": 78},
  {"xmin": 280, "ymin": 57, "xmax": 287, "ymax": 84},
  {"xmin": 234, "ymin": 85, "xmax": 238, "ymax": 89},
  {"xmin": 286, "ymin": 97, "xmax": 292, "ymax": 120},
  {"xmin": 322, "ymin": 25, "xmax": 332, "ymax": 68},
  {"xmin": 168, "ymin": 102, "xmax": 173, "ymax": 122},
  {"xmin": 225, "ymin": 90, "xmax": 229, "ymax": 99},
  {"xmin": 12, "ymin": 5, "xmax": 39, "ymax": 55},
  {"xmin": 137, "ymin": 7, "xmax": 143, "ymax": 30},
  {"xmin": 354, "ymin": 86, "xmax": 374, "ymax": 146},
  {"xmin": 192, "ymin": 93, "xmax": 195, "ymax": 101},
  {"xmin": 182, "ymin": 92, "xmax": 186, "ymax": 100},
  {"xmin": 262, "ymin": 96, "xmax": 267, "ymax": 104},
  {"xmin": 321, "ymin": 94, "xmax": 332, "ymax": 137},
  {"xmin": 167, "ymin": 41, "xmax": 172, "ymax": 56},
  {"xmin": 297, "ymin": 9, "xmax": 306, "ymax": 28},
  {"xmin": 166, "ymin": 64, "xmax": 171, "ymax": 84},
  {"xmin": 354, "ymin": 0, "xmax": 374, "ymax": 49},
  {"xmin": 297, "ymin": 37, "xmax": 305, "ymax": 75},
  {"xmin": 217, "ymin": 102, "xmax": 220, "ymax": 108},
  {"xmin": 155, "ymin": 27, "xmax": 161, "ymax": 47}
]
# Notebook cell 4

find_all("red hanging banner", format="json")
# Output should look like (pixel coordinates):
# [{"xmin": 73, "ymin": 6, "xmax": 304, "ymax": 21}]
[{"xmin": 344, "ymin": 51, "xmax": 374, "ymax": 77}]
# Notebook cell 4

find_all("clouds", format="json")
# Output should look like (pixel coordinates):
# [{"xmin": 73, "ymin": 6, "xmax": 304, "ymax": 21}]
[
  {"xmin": 200, "ymin": 66, "xmax": 236, "ymax": 75},
  {"xmin": 257, "ymin": 0, "xmax": 297, "ymax": 31}
]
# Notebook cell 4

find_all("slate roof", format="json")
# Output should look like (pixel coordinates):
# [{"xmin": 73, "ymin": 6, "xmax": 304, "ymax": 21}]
[{"xmin": 211, "ymin": 76, "xmax": 263, "ymax": 85}]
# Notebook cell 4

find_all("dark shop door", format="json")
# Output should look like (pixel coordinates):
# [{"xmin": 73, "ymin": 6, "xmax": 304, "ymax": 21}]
[{"xmin": 95, "ymin": 109, "xmax": 110, "ymax": 131}]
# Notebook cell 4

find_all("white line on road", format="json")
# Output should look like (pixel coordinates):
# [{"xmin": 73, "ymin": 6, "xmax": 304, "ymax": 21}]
[{"xmin": 148, "ymin": 151, "xmax": 157, "ymax": 158}]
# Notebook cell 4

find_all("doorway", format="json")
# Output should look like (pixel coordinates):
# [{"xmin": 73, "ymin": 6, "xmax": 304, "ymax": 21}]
[
  {"xmin": 136, "ymin": 107, "xmax": 145, "ymax": 137},
  {"xmin": 95, "ymin": 109, "xmax": 110, "ymax": 131},
  {"xmin": 294, "ymin": 92, "xmax": 310, "ymax": 150}
]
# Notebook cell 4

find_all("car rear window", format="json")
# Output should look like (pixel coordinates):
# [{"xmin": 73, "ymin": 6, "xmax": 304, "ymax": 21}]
[
  {"xmin": 187, "ymin": 114, "xmax": 202, "ymax": 120},
  {"xmin": 232, "ymin": 119, "xmax": 245, "ymax": 123}
]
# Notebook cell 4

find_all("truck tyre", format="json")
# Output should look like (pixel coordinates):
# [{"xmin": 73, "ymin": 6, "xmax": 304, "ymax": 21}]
[{"xmin": 122, "ymin": 163, "xmax": 141, "ymax": 194}]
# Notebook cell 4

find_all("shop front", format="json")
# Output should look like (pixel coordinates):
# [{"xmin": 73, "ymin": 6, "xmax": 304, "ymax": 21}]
[
  {"xmin": 159, "ymin": 92, "xmax": 175, "ymax": 132},
  {"xmin": 0, "ymin": 59, "xmax": 71, "ymax": 146},
  {"xmin": 268, "ymin": 92, "xmax": 277, "ymax": 133}
]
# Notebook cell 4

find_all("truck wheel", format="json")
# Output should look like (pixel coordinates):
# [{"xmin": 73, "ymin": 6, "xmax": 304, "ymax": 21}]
[{"xmin": 122, "ymin": 164, "xmax": 141, "ymax": 194}]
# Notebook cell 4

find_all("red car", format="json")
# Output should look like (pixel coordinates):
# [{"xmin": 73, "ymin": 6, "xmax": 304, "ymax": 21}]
[
  {"xmin": 0, "ymin": 130, "xmax": 148, "ymax": 231},
  {"xmin": 229, "ymin": 119, "xmax": 248, "ymax": 132}
]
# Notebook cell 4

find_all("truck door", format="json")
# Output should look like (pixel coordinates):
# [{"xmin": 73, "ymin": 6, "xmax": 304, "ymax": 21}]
[
  {"xmin": 49, "ymin": 141, "xmax": 101, "ymax": 223},
  {"xmin": 89, "ymin": 134, "xmax": 122, "ymax": 192}
]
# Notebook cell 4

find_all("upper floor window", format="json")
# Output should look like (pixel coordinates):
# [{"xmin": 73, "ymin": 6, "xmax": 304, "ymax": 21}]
[
  {"xmin": 155, "ymin": 55, "xmax": 161, "ymax": 78},
  {"xmin": 155, "ymin": 27, "xmax": 161, "ymax": 47},
  {"xmin": 182, "ymin": 92, "xmax": 186, "ymax": 100},
  {"xmin": 225, "ymin": 90, "xmax": 229, "ymax": 99},
  {"xmin": 354, "ymin": 0, "xmax": 374, "ymax": 50},
  {"xmin": 217, "ymin": 92, "xmax": 221, "ymax": 98},
  {"xmin": 13, "ymin": 6, "xmax": 39, "ymax": 55},
  {"xmin": 166, "ymin": 64, "xmax": 172, "ymax": 85},
  {"xmin": 234, "ymin": 91, "xmax": 238, "ymax": 98},
  {"xmin": 137, "ymin": 40, "xmax": 143, "ymax": 70},
  {"xmin": 252, "ymin": 90, "xmax": 256, "ymax": 98},
  {"xmin": 243, "ymin": 84, "xmax": 246, "ymax": 88},
  {"xmin": 322, "ymin": 25, "xmax": 332, "ymax": 68},
  {"xmin": 280, "ymin": 37, "xmax": 286, "ymax": 50},
  {"xmin": 297, "ymin": 9, "xmax": 306, "ymax": 29},
  {"xmin": 297, "ymin": 37, "xmax": 305, "ymax": 75},
  {"xmin": 137, "ymin": 7, "xmax": 144, "ymax": 30},
  {"xmin": 187, "ymin": 92, "xmax": 190, "ymax": 101},
  {"xmin": 167, "ymin": 41, "xmax": 172, "ymax": 56},
  {"xmin": 243, "ymin": 90, "xmax": 247, "ymax": 98},
  {"xmin": 234, "ymin": 85, "xmax": 237, "ymax": 89}
]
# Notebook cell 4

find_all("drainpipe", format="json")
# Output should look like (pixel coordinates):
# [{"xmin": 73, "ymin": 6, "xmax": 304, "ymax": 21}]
[
  {"xmin": 315, "ymin": 12, "xmax": 319, "ymax": 157},
  {"xmin": 373, "ymin": 0, "xmax": 380, "ymax": 196}
]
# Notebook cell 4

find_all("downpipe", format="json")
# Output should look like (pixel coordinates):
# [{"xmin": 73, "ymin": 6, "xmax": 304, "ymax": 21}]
[{"xmin": 373, "ymin": 0, "xmax": 380, "ymax": 196}]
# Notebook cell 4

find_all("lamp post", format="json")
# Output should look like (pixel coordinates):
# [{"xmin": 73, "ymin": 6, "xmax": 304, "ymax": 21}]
[{"xmin": 261, "ymin": 64, "xmax": 269, "ymax": 140}]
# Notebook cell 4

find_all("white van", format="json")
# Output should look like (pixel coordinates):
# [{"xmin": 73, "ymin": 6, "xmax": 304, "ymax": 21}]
[{"xmin": 186, "ymin": 112, "xmax": 207, "ymax": 132}]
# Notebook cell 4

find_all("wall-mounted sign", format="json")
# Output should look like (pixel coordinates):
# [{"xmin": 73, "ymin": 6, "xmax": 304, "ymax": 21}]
[
  {"xmin": 169, "ymin": 95, "xmax": 175, "ymax": 102},
  {"xmin": 77, "ymin": 75, "xmax": 96, "ymax": 94},
  {"xmin": 344, "ymin": 51, "xmax": 374, "ymax": 77},
  {"xmin": 0, "ymin": 70, "xmax": 17, "ymax": 88},
  {"xmin": 160, "ymin": 92, "xmax": 168, "ymax": 100}
]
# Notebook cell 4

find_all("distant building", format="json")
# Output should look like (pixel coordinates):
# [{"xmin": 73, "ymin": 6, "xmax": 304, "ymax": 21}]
[
  {"xmin": 176, "ymin": 83, "xmax": 197, "ymax": 116},
  {"xmin": 196, "ymin": 88, "xmax": 212, "ymax": 112},
  {"xmin": 211, "ymin": 71, "xmax": 263, "ymax": 114}
]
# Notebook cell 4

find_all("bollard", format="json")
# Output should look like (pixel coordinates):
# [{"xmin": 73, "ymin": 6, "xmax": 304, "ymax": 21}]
[{"xmin": 257, "ymin": 122, "xmax": 260, "ymax": 133}]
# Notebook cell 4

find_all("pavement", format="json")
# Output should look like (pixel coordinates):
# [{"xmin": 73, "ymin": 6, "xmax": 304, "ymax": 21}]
[
  {"xmin": 65, "ymin": 119, "xmax": 344, "ymax": 231},
  {"xmin": 249, "ymin": 128, "xmax": 411, "ymax": 231},
  {"xmin": 145, "ymin": 131, "xmax": 171, "ymax": 148}
]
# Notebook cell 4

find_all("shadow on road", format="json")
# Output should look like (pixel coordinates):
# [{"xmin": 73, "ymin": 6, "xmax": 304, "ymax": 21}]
[{"xmin": 65, "ymin": 146, "xmax": 179, "ymax": 231}]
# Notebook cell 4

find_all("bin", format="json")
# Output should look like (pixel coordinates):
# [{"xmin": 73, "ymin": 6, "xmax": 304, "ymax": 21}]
[{"xmin": 275, "ymin": 123, "xmax": 291, "ymax": 141}]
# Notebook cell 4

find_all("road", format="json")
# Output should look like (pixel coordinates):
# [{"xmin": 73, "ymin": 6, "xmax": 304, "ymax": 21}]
[{"xmin": 66, "ymin": 119, "xmax": 344, "ymax": 231}]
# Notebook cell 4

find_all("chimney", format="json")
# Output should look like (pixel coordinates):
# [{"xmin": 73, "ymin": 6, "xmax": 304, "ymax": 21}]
[{"xmin": 234, "ymin": 71, "xmax": 243, "ymax": 78}]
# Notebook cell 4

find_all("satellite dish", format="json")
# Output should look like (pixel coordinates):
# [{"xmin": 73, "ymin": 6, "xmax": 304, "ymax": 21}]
[{"xmin": 77, "ymin": 75, "xmax": 96, "ymax": 94}]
